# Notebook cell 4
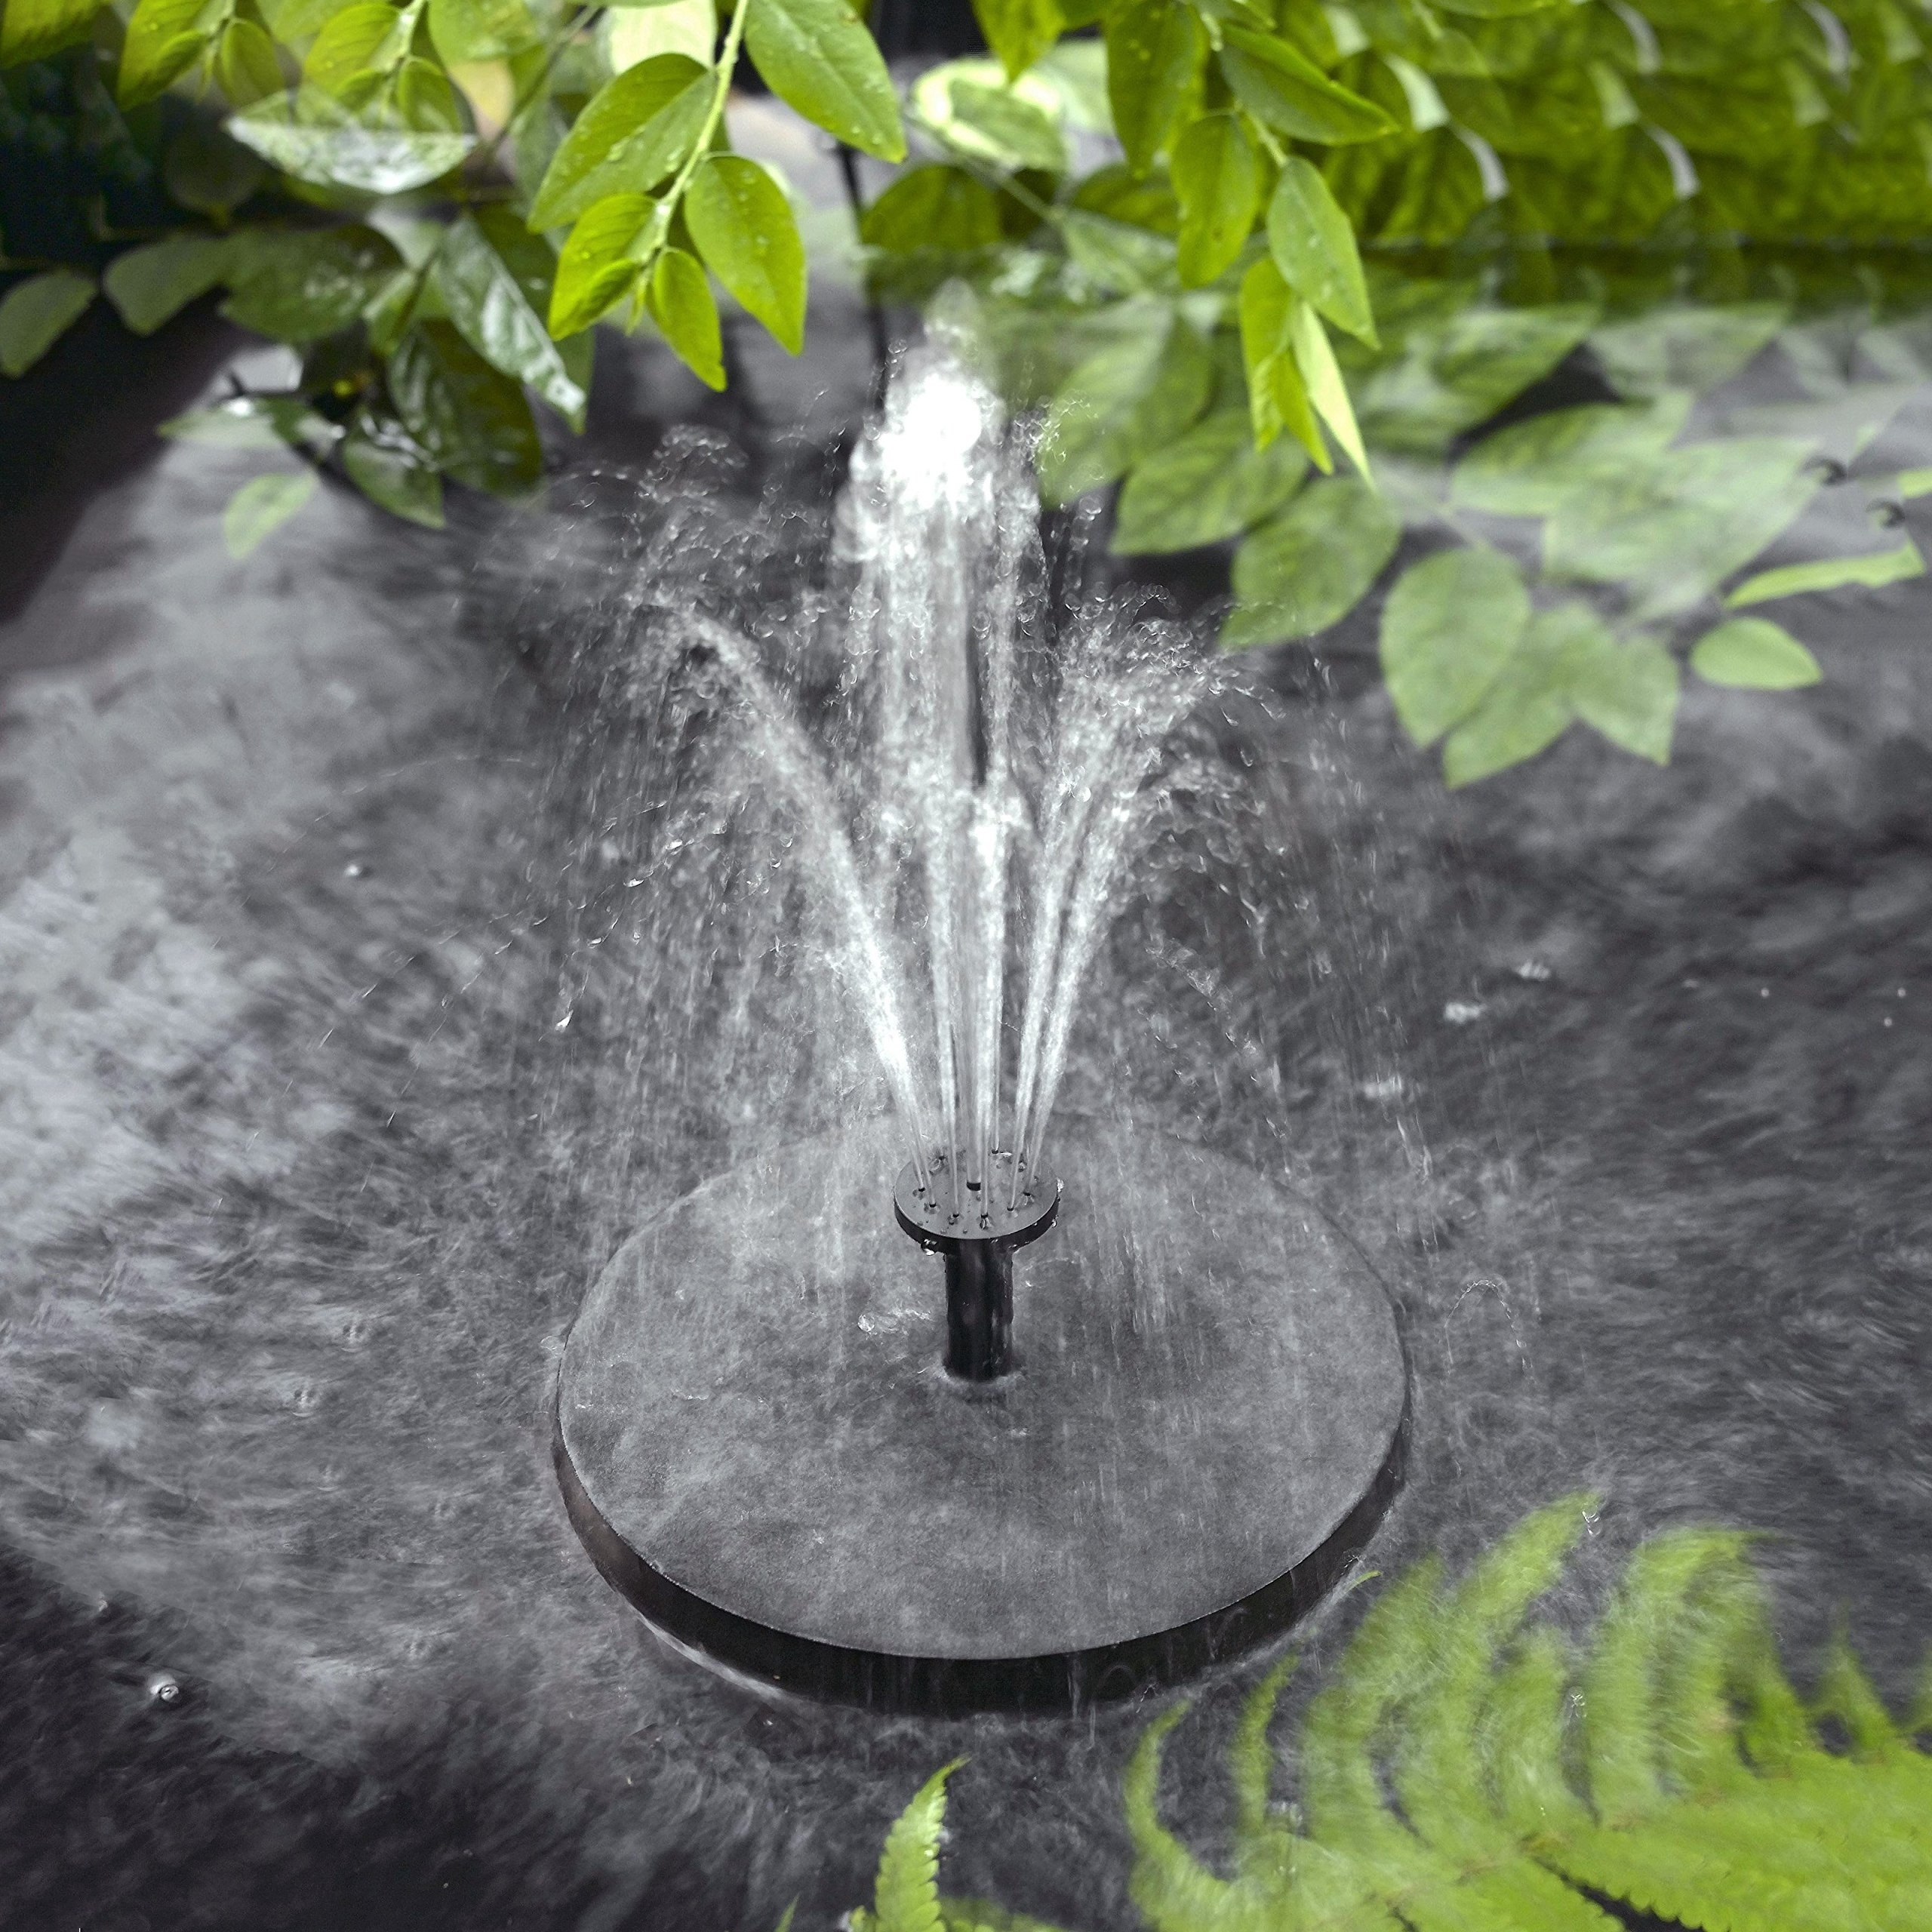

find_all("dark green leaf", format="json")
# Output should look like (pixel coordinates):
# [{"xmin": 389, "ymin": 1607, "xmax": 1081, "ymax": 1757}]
[
  {"xmin": 435, "ymin": 211, "xmax": 586, "ymax": 428},
  {"xmin": 1106, "ymin": 0, "xmax": 1205, "ymax": 176},
  {"xmin": 0, "ymin": 267, "xmax": 94, "ymax": 376},
  {"xmin": 1217, "ymin": 26, "xmax": 1396, "ymax": 145},
  {"xmin": 1266, "ymin": 155, "xmax": 1374, "ymax": 344},
  {"xmin": 1452, "ymin": 394, "xmax": 1690, "ymax": 518},
  {"xmin": 103, "ymin": 235, "xmax": 231, "ymax": 336},
  {"xmin": 387, "ymin": 319, "xmax": 543, "ymax": 496},
  {"xmin": 1, "ymin": 0, "xmax": 104, "ymax": 66},
  {"xmin": 228, "ymin": 91, "xmax": 477, "ymax": 194},
  {"xmin": 860, "ymin": 166, "xmax": 1004, "ymax": 253},
  {"xmin": 343, "ymin": 417, "xmax": 446, "ymax": 527},
  {"xmin": 550, "ymin": 194, "xmax": 654, "ymax": 335},
  {"xmin": 427, "ymin": 0, "xmax": 540, "ymax": 65},
  {"xmin": 528, "ymin": 54, "xmax": 712, "ymax": 231},
  {"xmin": 1689, "ymin": 617, "xmax": 1823, "ymax": 689},
  {"xmin": 1379, "ymin": 544, "xmax": 1531, "ymax": 746},
  {"xmin": 1571, "ymin": 628, "xmax": 1678, "ymax": 762},
  {"xmin": 1037, "ymin": 311, "xmax": 1212, "ymax": 506},
  {"xmin": 685, "ymin": 154, "xmax": 807, "ymax": 353},
  {"xmin": 647, "ymin": 245, "xmax": 724, "ymax": 389},
  {"xmin": 221, "ymin": 225, "xmax": 402, "ymax": 343},
  {"xmin": 1172, "ymin": 112, "xmax": 1260, "ymax": 289},
  {"xmin": 164, "ymin": 121, "xmax": 267, "ymax": 215},
  {"xmin": 973, "ymin": 0, "xmax": 1060, "ymax": 79},
  {"xmin": 223, "ymin": 469, "xmax": 318, "ymax": 558},
  {"xmin": 1070, "ymin": 162, "xmax": 1180, "ymax": 235},
  {"xmin": 746, "ymin": 0, "xmax": 905, "ymax": 161},
  {"xmin": 117, "ymin": 0, "xmax": 217, "ymax": 108},
  {"xmin": 1224, "ymin": 475, "xmax": 1400, "ymax": 645},
  {"xmin": 1112, "ymin": 408, "xmax": 1307, "ymax": 554}
]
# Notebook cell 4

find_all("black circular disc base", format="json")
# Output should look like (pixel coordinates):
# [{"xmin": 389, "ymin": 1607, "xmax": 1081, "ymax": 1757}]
[{"xmin": 555, "ymin": 1118, "xmax": 1408, "ymax": 1715}]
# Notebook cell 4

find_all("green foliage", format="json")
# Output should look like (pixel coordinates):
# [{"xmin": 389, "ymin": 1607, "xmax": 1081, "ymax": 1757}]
[
  {"xmin": 0, "ymin": 265, "xmax": 94, "ymax": 374},
  {"xmin": 223, "ymin": 468, "xmax": 318, "ymax": 556},
  {"xmin": 1690, "ymin": 617, "xmax": 1823, "ymax": 690}
]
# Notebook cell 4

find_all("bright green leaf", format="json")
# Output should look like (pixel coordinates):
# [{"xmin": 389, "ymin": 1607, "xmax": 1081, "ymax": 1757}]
[
  {"xmin": 428, "ymin": 0, "xmax": 540, "ymax": 64},
  {"xmin": 549, "ymin": 193, "xmax": 654, "ymax": 336},
  {"xmin": 1380, "ymin": 545, "xmax": 1531, "ymax": 746},
  {"xmin": 388, "ymin": 319, "xmax": 544, "ymax": 497},
  {"xmin": 342, "ymin": 417, "xmax": 446, "ymax": 527},
  {"xmin": 1171, "ymin": 112, "xmax": 1260, "ymax": 289},
  {"xmin": 746, "ymin": 0, "xmax": 906, "ymax": 162},
  {"xmin": 859, "ymin": 166, "xmax": 1004, "ymax": 253},
  {"xmin": 221, "ymin": 224, "xmax": 402, "ymax": 342},
  {"xmin": 1106, "ymin": 0, "xmax": 1204, "ymax": 176},
  {"xmin": 1266, "ymin": 156, "xmax": 1374, "ymax": 345},
  {"xmin": 684, "ymin": 154, "xmax": 807, "ymax": 354},
  {"xmin": 528, "ymin": 54, "xmax": 711, "ymax": 231},
  {"xmin": 303, "ymin": 1, "xmax": 406, "ymax": 94},
  {"xmin": 2, "ymin": 0, "xmax": 106, "ymax": 66},
  {"xmin": 214, "ymin": 18, "xmax": 284, "ymax": 104},
  {"xmin": 605, "ymin": 0, "xmax": 714, "ymax": 69},
  {"xmin": 1036, "ymin": 311, "xmax": 1211, "ymax": 506},
  {"xmin": 1690, "ymin": 617, "xmax": 1823, "ymax": 690},
  {"xmin": 1112, "ymin": 408, "xmax": 1307, "ymax": 554},
  {"xmin": 647, "ymin": 245, "xmax": 724, "ymax": 389},
  {"xmin": 0, "ymin": 267, "xmax": 94, "ymax": 376},
  {"xmin": 1217, "ymin": 26, "xmax": 1396, "ymax": 145},
  {"xmin": 118, "ymin": 0, "xmax": 221, "ymax": 108},
  {"xmin": 974, "ymin": 0, "xmax": 1060, "ymax": 79},
  {"xmin": 944, "ymin": 78, "xmax": 1066, "ymax": 172},
  {"xmin": 874, "ymin": 1761, "xmax": 964, "ymax": 1932},
  {"xmin": 103, "ymin": 234, "xmax": 230, "ymax": 335},
  {"xmin": 1571, "ymin": 628, "xmax": 1678, "ymax": 763},
  {"xmin": 1287, "ymin": 297, "xmax": 1368, "ymax": 478},
  {"xmin": 435, "ymin": 211, "xmax": 586, "ymax": 427},
  {"xmin": 1224, "ymin": 475, "xmax": 1400, "ymax": 645},
  {"xmin": 1239, "ymin": 257, "xmax": 1325, "ymax": 466},
  {"xmin": 223, "ymin": 469, "xmax": 318, "ymax": 558},
  {"xmin": 1724, "ymin": 543, "xmax": 1925, "ymax": 608}
]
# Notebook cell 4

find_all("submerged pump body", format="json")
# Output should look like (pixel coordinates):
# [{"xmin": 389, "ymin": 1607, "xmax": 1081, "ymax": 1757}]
[{"xmin": 894, "ymin": 1150, "xmax": 1059, "ymax": 1381}]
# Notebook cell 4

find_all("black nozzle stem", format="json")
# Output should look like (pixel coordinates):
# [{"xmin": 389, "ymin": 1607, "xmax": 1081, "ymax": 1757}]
[{"xmin": 945, "ymin": 1240, "xmax": 1012, "ymax": 1381}]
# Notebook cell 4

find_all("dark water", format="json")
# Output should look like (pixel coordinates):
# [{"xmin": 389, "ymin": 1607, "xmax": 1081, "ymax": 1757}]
[{"xmin": 2, "ymin": 279, "xmax": 1930, "ymax": 1932}]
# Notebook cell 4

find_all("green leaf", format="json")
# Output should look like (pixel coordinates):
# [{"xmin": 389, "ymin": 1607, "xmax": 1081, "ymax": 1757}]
[
  {"xmin": 1217, "ymin": 26, "xmax": 1396, "ymax": 145},
  {"xmin": 874, "ymin": 1760, "xmax": 965, "ymax": 1932},
  {"xmin": 1036, "ymin": 311, "xmax": 1212, "ymax": 506},
  {"xmin": 528, "ymin": 54, "xmax": 712, "ymax": 231},
  {"xmin": 165, "ymin": 119, "xmax": 267, "ymax": 215},
  {"xmin": 1171, "ymin": 112, "xmax": 1260, "ymax": 290},
  {"xmin": 223, "ymin": 469, "xmax": 318, "ymax": 558},
  {"xmin": 259, "ymin": 0, "xmax": 355, "ymax": 35},
  {"xmin": 1239, "ymin": 255, "xmax": 1324, "ymax": 467},
  {"xmin": 118, "ymin": 0, "xmax": 222, "ymax": 109},
  {"xmin": 1112, "ymin": 408, "xmax": 1307, "ymax": 554},
  {"xmin": 1106, "ymin": 0, "xmax": 1205, "ymax": 176},
  {"xmin": 1287, "ymin": 297, "xmax": 1367, "ymax": 479},
  {"xmin": 342, "ymin": 417, "xmax": 445, "ymax": 527},
  {"xmin": 973, "ymin": 0, "xmax": 1060, "ymax": 79},
  {"xmin": 162, "ymin": 392, "xmax": 337, "ymax": 450},
  {"xmin": 646, "ymin": 246, "xmax": 724, "ymax": 389},
  {"xmin": 1441, "ymin": 604, "xmax": 1586, "ymax": 787},
  {"xmin": 435, "ymin": 211, "xmax": 586, "ymax": 428},
  {"xmin": 1057, "ymin": 210, "xmax": 1177, "ymax": 294},
  {"xmin": 1225, "ymin": 475, "xmax": 1400, "ymax": 645},
  {"xmin": 746, "ymin": 0, "xmax": 905, "ymax": 161},
  {"xmin": 103, "ymin": 234, "xmax": 231, "ymax": 335},
  {"xmin": 860, "ymin": 166, "xmax": 1004, "ymax": 253},
  {"xmin": 1724, "ymin": 543, "xmax": 1924, "ymax": 608},
  {"xmin": 684, "ymin": 154, "xmax": 807, "ymax": 354},
  {"xmin": 1689, "ymin": 617, "xmax": 1822, "ymax": 690},
  {"xmin": 1, "ymin": 0, "xmax": 106, "ymax": 66},
  {"xmin": 1266, "ymin": 156, "xmax": 1374, "ymax": 346},
  {"xmin": 387, "ymin": 319, "xmax": 544, "ymax": 497},
  {"xmin": 1571, "ymin": 628, "xmax": 1678, "ymax": 763},
  {"xmin": 221, "ymin": 224, "xmax": 402, "ymax": 343},
  {"xmin": 227, "ymin": 91, "xmax": 477, "ymax": 194},
  {"xmin": 1069, "ymin": 162, "xmax": 1179, "ymax": 236},
  {"xmin": 427, "ymin": 0, "xmax": 540, "ymax": 64},
  {"xmin": 1451, "ymin": 395, "xmax": 1690, "ymax": 518},
  {"xmin": 1380, "ymin": 545, "xmax": 1531, "ymax": 746},
  {"xmin": 943, "ymin": 78, "xmax": 1066, "ymax": 172},
  {"xmin": 550, "ymin": 194, "xmax": 654, "ymax": 336},
  {"xmin": 303, "ymin": 1, "xmax": 407, "ymax": 94},
  {"xmin": 0, "ymin": 268, "xmax": 95, "ymax": 376},
  {"xmin": 214, "ymin": 18, "xmax": 285, "ymax": 105}
]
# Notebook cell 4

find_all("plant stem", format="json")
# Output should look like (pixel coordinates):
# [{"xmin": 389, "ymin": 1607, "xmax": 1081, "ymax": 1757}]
[{"xmin": 635, "ymin": 0, "xmax": 752, "ymax": 274}]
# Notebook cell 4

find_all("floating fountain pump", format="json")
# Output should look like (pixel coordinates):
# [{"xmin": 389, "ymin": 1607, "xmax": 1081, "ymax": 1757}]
[{"xmin": 894, "ymin": 1149, "xmax": 1059, "ymax": 1380}]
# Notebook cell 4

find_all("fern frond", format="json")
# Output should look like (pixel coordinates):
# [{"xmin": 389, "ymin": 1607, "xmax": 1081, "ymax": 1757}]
[
  {"xmin": 1813, "ymin": 1622, "xmax": 1904, "ymax": 1761},
  {"xmin": 1228, "ymin": 1652, "xmax": 1297, "ymax": 1890},
  {"xmin": 1483, "ymin": 1627, "xmax": 1592, "ymax": 1844},
  {"xmin": 938, "ymin": 1901, "xmax": 1075, "ymax": 1932},
  {"xmin": 874, "ymin": 1758, "xmax": 966, "ymax": 1932}
]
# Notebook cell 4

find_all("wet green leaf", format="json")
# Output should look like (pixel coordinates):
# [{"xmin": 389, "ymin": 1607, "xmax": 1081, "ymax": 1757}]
[
  {"xmin": 228, "ymin": 91, "xmax": 477, "ymax": 194},
  {"xmin": 223, "ymin": 469, "xmax": 318, "ymax": 558},
  {"xmin": 1112, "ymin": 408, "xmax": 1307, "ymax": 554},
  {"xmin": 103, "ymin": 234, "xmax": 231, "ymax": 335},
  {"xmin": 118, "ymin": 0, "xmax": 220, "ymax": 108},
  {"xmin": 215, "ymin": 19, "xmax": 285, "ymax": 105},
  {"xmin": 974, "ymin": 0, "xmax": 1061, "ymax": 80},
  {"xmin": 1106, "ymin": 0, "xmax": 1204, "ymax": 176},
  {"xmin": 1, "ymin": 0, "xmax": 104, "ymax": 66},
  {"xmin": 388, "ymin": 319, "xmax": 543, "ymax": 496},
  {"xmin": 303, "ymin": 2, "xmax": 407, "ymax": 94},
  {"xmin": 1240, "ymin": 256, "xmax": 1326, "ymax": 466},
  {"xmin": 1689, "ymin": 617, "xmax": 1822, "ymax": 689},
  {"xmin": 860, "ymin": 167, "xmax": 1004, "ymax": 253},
  {"xmin": 0, "ymin": 267, "xmax": 94, "ymax": 376},
  {"xmin": 1070, "ymin": 162, "xmax": 1180, "ymax": 236},
  {"xmin": 647, "ymin": 245, "xmax": 724, "ymax": 389},
  {"xmin": 1452, "ymin": 394, "xmax": 1690, "ymax": 518},
  {"xmin": 221, "ymin": 224, "xmax": 402, "ymax": 343},
  {"xmin": 550, "ymin": 194, "xmax": 654, "ymax": 336},
  {"xmin": 1266, "ymin": 156, "xmax": 1374, "ymax": 345},
  {"xmin": 746, "ymin": 0, "xmax": 905, "ymax": 161},
  {"xmin": 1224, "ymin": 475, "xmax": 1400, "ymax": 645},
  {"xmin": 428, "ymin": 0, "xmax": 540, "ymax": 65},
  {"xmin": 685, "ymin": 155, "xmax": 807, "ymax": 353},
  {"xmin": 435, "ymin": 211, "xmax": 586, "ymax": 427},
  {"xmin": 343, "ymin": 416, "xmax": 445, "ymax": 527},
  {"xmin": 1037, "ymin": 311, "xmax": 1212, "ymax": 506},
  {"xmin": 1724, "ymin": 543, "xmax": 1924, "ymax": 608},
  {"xmin": 1217, "ymin": 26, "xmax": 1396, "ymax": 145},
  {"xmin": 1287, "ymin": 297, "xmax": 1368, "ymax": 478},
  {"xmin": 1570, "ymin": 626, "xmax": 1678, "ymax": 763},
  {"xmin": 1172, "ymin": 112, "xmax": 1260, "ymax": 289},
  {"xmin": 1380, "ymin": 544, "xmax": 1531, "ymax": 746},
  {"xmin": 528, "ymin": 54, "xmax": 711, "ymax": 231}
]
